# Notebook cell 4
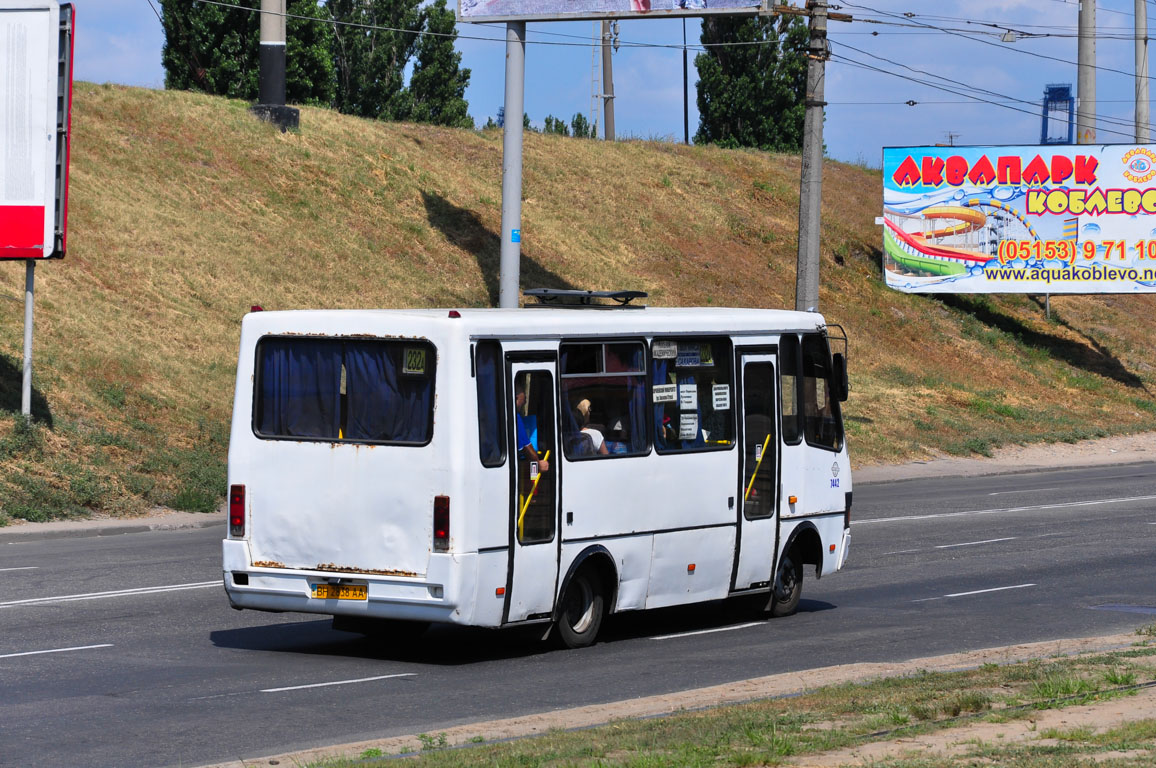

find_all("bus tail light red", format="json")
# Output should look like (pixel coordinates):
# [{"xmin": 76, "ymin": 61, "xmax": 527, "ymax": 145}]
[
  {"xmin": 433, "ymin": 495, "xmax": 450, "ymax": 551},
  {"xmin": 229, "ymin": 485, "xmax": 245, "ymax": 537}
]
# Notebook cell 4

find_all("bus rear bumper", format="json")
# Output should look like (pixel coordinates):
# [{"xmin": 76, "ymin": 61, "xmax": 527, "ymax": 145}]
[{"xmin": 222, "ymin": 539, "xmax": 470, "ymax": 625}]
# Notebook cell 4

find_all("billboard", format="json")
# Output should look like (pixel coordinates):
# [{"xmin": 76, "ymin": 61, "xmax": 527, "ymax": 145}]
[
  {"xmin": 1, "ymin": 1, "xmax": 72, "ymax": 259},
  {"xmin": 882, "ymin": 144, "xmax": 1156, "ymax": 294},
  {"xmin": 458, "ymin": 0, "xmax": 763, "ymax": 23}
]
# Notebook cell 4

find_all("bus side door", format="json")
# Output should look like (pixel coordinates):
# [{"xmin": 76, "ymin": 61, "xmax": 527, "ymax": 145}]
[
  {"xmin": 504, "ymin": 359, "xmax": 561, "ymax": 623},
  {"xmin": 732, "ymin": 350, "xmax": 780, "ymax": 591}
]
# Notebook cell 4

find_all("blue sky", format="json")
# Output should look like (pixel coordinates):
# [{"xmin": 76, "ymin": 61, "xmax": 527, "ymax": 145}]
[{"xmin": 80, "ymin": 0, "xmax": 1153, "ymax": 164}]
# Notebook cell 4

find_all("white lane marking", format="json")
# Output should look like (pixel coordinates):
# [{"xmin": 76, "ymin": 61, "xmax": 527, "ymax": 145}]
[
  {"xmin": 856, "ymin": 495, "xmax": 1156, "ymax": 526},
  {"xmin": 881, "ymin": 549, "xmax": 921, "ymax": 556},
  {"xmin": 0, "ymin": 643, "xmax": 113, "ymax": 659},
  {"xmin": 261, "ymin": 673, "xmax": 416, "ymax": 693},
  {"xmin": 915, "ymin": 583, "xmax": 1036, "ymax": 603},
  {"xmin": 651, "ymin": 622, "xmax": 765, "ymax": 641},
  {"xmin": 0, "ymin": 567, "xmax": 38, "ymax": 572},
  {"xmin": 988, "ymin": 487, "xmax": 1062, "ymax": 496},
  {"xmin": 0, "ymin": 581, "xmax": 219, "ymax": 608},
  {"xmin": 936, "ymin": 537, "xmax": 1017, "ymax": 550}
]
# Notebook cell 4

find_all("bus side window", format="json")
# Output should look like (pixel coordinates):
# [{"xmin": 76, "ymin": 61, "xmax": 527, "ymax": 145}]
[
  {"xmin": 779, "ymin": 334, "xmax": 802, "ymax": 444},
  {"xmin": 476, "ymin": 341, "xmax": 505, "ymax": 466},
  {"xmin": 651, "ymin": 337, "xmax": 733, "ymax": 453},
  {"xmin": 801, "ymin": 334, "xmax": 843, "ymax": 451},
  {"xmin": 560, "ymin": 341, "xmax": 648, "ymax": 459}
]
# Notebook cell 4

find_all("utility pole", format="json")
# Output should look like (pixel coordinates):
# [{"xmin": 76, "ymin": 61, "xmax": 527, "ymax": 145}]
[
  {"xmin": 499, "ymin": 22, "xmax": 527, "ymax": 308},
  {"xmin": 602, "ymin": 20, "xmax": 615, "ymax": 140},
  {"xmin": 683, "ymin": 19, "xmax": 689, "ymax": 144},
  {"xmin": 1077, "ymin": 0, "xmax": 1096, "ymax": 144},
  {"xmin": 1137, "ymin": 0, "xmax": 1150, "ymax": 142},
  {"xmin": 252, "ymin": 0, "xmax": 299, "ymax": 131},
  {"xmin": 795, "ymin": 0, "xmax": 827, "ymax": 313}
]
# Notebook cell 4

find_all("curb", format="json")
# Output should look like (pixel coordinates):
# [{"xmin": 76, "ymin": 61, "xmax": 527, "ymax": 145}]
[{"xmin": 0, "ymin": 512, "xmax": 225, "ymax": 543}]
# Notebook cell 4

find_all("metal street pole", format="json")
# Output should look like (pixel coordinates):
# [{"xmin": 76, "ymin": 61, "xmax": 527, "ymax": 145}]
[
  {"xmin": 252, "ymin": 0, "xmax": 298, "ymax": 130},
  {"xmin": 1137, "ymin": 0, "xmax": 1150, "ymax": 143},
  {"xmin": 602, "ymin": 20, "xmax": 615, "ymax": 140},
  {"xmin": 1077, "ymin": 0, "xmax": 1096, "ymax": 144},
  {"xmin": 795, "ymin": 0, "xmax": 827, "ymax": 313},
  {"xmin": 22, "ymin": 261, "xmax": 34, "ymax": 417},
  {"xmin": 499, "ymin": 21, "xmax": 527, "ymax": 309}
]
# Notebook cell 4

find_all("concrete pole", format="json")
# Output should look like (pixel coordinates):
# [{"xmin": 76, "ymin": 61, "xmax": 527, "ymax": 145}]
[
  {"xmin": 21, "ymin": 261, "xmax": 34, "ymax": 417},
  {"xmin": 1137, "ymin": 0, "xmax": 1150, "ymax": 142},
  {"xmin": 1077, "ymin": 0, "xmax": 1096, "ymax": 144},
  {"xmin": 602, "ymin": 20, "xmax": 615, "ymax": 140},
  {"xmin": 499, "ymin": 22, "xmax": 527, "ymax": 309},
  {"xmin": 683, "ymin": 19, "xmax": 689, "ymax": 144},
  {"xmin": 252, "ymin": 0, "xmax": 298, "ymax": 130},
  {"xmin": 258, "ymin": 0, "xmax": 286, "ymax": 106},
  {"xmin": 795, "ymin": 0, "xmax": 826, "ymax": 313}
]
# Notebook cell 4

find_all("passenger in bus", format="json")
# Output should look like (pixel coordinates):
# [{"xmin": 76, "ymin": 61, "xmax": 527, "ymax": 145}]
[
  {"xmin": 575, "ymin": 399, "xmax": 610, "ymax": 456},
  {"xmin": 515, "ymin": 384, "xmax": 549, "ymax": 472}
]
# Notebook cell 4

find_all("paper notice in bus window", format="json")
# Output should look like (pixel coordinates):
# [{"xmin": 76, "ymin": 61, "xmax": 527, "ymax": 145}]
[
  {"xmin": 652, "ymin": 383, "xmax": 677, "ymax": 403},
  {"xmin": 712, "ymin": 384, "xmax": 730, "ymax": 410},
  {"xmin": 676, "ymin": 344, "xmax": 701, "ymax": 367},
  {"xmin": 403, "ymin": 347, "xmax": 427, "ymax": 374},
  {"xmin": 679, "ymin": 383, "xmax": 698, "ymax": 410},
  {"xmin": 755, "ymin": 442, "xmax": 764, "ymax": 461},
  {"xmin": 679, "ymin": 414, "xmax": 698, "ymax": 440},
  {"xmin": 652, "ymin": 340, "xmax": 677, "ymax": 359}
]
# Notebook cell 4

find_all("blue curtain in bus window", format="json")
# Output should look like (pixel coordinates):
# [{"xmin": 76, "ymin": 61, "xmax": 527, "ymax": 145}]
[
  {"xmin": 626, "ymin": 346, "xmax": 647, "ymax": 452},
  {"xmin": 345, "ymin": 343, "xmax": 432, "ymax": 443},
  {"xmin": 652, "ymin": 358, "xmax": 670, "ymax": 450},
  {"xmin": 476, "ymin": 343, "xmax": 503, "ymax": 465},
  {"xmin": 258, "ymin": 340, "xmax": 341, "ymax": 438}
]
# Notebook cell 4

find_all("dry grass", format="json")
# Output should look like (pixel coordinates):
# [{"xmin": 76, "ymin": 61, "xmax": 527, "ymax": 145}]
[{"xmin": 1, "ymin": 83, "xmax": 1154, "ymax": 521}]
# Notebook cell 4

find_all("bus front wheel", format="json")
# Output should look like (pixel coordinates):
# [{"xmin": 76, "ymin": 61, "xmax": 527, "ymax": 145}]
[
  {"xmin": 771, "ymin": 553, "xmax": 803, "ymax": 618},
  {"xmin": 556, "ymin": 569, "xmax": 605, "ymax": 649}
]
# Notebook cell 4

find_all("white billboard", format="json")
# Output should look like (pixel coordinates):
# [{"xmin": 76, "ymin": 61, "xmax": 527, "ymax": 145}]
[
  {"xmin": 1, "ymin": 0, "xmax": 72, "ymax": 259},
  {"xmin": 459, "ymin": 0, "xmax": 763, "ymax": 23}
]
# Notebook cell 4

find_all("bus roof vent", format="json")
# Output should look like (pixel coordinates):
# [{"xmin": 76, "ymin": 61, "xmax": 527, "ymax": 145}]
[{"xmin": 523, "ymin": 289, "xmax": 648, "ymax": 310}]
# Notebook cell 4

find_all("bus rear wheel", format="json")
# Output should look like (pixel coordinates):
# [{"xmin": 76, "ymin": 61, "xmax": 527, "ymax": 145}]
[
  {"xmin": 556, "ymin": 569, "xmax": 605, "ymax": 649},
  {"xmin": 770, "ymin": 553, "xmax": 803, "ymax": 618}
]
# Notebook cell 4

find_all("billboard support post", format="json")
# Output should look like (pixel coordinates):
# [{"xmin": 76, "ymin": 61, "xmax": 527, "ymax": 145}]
[
  {"xmin": 795, "ymin": 0, "xmax": 826, "ymax": 312},
  {"xmin": 22, "ymin": 261, "xmax": 35, "ymax": 417},
  {"xmin": 499, "ymin": 21, "xmax": 527, "ymax": 309}
]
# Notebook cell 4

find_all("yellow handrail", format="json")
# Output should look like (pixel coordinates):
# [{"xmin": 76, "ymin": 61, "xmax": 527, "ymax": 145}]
[
  {"xmin": 744, "ymin": 435, "xmax": 771, "ymax": 502},
  {"xmin": 517, "ymin": 449, "xmax": 550, "ymax": 539}
]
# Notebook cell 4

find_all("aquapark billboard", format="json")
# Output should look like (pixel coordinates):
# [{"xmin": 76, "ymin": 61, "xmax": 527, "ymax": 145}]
[{"xmin": 882, "ymin": 145, "xmax": 1156, "ymax": 294}]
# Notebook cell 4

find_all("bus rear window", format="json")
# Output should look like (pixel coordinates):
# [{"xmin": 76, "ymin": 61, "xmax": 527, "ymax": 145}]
[{"xmin": 254, "ymin": 337, "xmax": 436, "ymax": 445}]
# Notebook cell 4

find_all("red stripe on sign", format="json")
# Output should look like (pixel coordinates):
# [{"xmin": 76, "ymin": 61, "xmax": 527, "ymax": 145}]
[{"xmin": 0, "ymin": 206, "xmax": 46, "ymax": 252}]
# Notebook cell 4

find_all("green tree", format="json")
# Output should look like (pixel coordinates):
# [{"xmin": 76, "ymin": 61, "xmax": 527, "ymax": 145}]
[
  {"xmin": 286, "ymin": 1, "xmax": 336, "ymax": 106},
  {"xmin": 543, "ymin": 115, "xmax": 569, "ymax": 136},
  {"xmin": 406, "ymin": 0, "xmax": 472, "ymax": 127},
  {"xmin": 328, "ymin": 0, "xmax": 422, "ymax": 120},
  {"xmin": 161, "ymin": 0, "xmax": 257, "ymax": 98},
  {"xmin": 694, "ymin": 14, "xmax": 808, "ymax": 151},
  {"xmin": 160, "ymin": 0, "xmax": 334, "ymax": 105},
  {"xmin": 570, "ymin": 112, "xmax": 595, "ymax": 139}
]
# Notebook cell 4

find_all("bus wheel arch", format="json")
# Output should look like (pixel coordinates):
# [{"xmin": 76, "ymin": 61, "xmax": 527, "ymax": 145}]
[
  {"xmin": 554, "ymin": 546, "xmax": 617, "ymax": 648},
  {"xmin": 773, "ymin": 524, "xmax": 822, "ymax": 618}
]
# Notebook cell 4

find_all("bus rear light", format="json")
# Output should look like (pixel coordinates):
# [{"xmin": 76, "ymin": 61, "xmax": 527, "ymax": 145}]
[
  {"xmin": 229, "ymin": 485, "xmax": 245, "ymax": 537},
  {"xmin": 433, "ymin": 495, "xmax": 450, "ymax": 552}
]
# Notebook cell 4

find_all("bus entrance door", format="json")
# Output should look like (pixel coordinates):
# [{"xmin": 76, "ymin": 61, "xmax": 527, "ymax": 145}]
[
  {"xmin": 504, "ymin": 361, "xmax": 561, "ymax": 623},
  {"xmin": 733, "ymin": 351, "xmax": 780, "ymax": 591}
]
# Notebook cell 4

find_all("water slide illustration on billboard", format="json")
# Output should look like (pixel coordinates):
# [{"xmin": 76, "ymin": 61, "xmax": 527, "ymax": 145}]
[{"xmin": 882, "ymin": 145, "xmax": 1156, "ymax": 294}]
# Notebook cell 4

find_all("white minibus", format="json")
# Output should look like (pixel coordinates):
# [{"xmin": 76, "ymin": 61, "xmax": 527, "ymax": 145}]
[{"xmin": 223, "ymin": 291, "xmax": 852, "ymax": 647}]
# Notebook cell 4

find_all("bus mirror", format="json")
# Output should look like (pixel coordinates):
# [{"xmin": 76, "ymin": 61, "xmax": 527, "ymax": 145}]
[{"xmin": 831, "ymin": 353, "xmax": 849, "ymax": 402}]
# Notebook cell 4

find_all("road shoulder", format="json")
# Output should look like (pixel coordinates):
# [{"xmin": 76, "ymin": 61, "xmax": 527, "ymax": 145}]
[{"xmin": 195, "ymin": 632, "xmax": 1145, "ymax": 768}]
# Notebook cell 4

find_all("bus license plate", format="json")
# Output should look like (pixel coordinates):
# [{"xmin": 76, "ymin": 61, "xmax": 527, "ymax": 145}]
[{"xmin": 311, "ymin": 584, "xmax": 367, "ymax": 600}]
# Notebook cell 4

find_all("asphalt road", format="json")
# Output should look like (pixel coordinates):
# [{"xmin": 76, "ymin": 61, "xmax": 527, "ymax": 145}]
[{"xmin": 3, "ymin": 463, "xmax": 1155, "ymax": 768}]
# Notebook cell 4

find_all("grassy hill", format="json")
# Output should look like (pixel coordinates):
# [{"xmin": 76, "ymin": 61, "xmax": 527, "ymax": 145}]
[{"xmin": 1, "ymin": 82, "xmax": 1154, "ymax": 524}]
